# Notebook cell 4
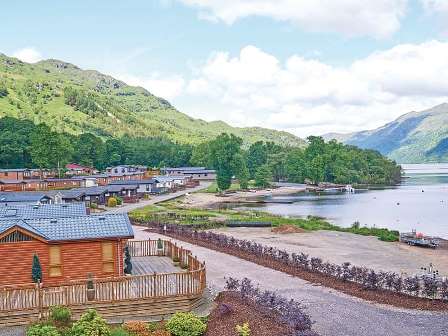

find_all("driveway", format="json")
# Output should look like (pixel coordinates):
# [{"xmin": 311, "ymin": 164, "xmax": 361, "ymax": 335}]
[
  {"xmin": 103, "ymin": 182, "xmax": 212, "ymax": 214},
  {"xmin": 133, "ymin": 226, "xmax": 448, "ymax": 336}
]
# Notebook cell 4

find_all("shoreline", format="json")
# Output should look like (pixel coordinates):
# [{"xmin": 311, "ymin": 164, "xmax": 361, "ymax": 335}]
[{"xmin": 182, "ymin": 185, "xmax": 306, "ymax": 209}]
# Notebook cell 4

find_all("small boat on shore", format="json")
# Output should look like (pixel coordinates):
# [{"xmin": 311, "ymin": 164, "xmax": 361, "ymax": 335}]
[{"xmin": 400, "ymin": 230, "xmax": 440, "ymax": 248}]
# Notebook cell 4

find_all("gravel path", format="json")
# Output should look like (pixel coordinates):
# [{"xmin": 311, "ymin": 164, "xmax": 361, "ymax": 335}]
[
  {"xmin": 134, "ymin": 227, "xmax": 448, "ymax": 336},
  {"xmin": 102, "ymin": 182, "xmax": 211, "ymax": 214}
]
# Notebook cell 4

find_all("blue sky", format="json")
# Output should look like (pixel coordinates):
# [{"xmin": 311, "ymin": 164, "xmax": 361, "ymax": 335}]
[{"xmin": 2, "ymin": 0, "xmax": 448, "ymax": 136}]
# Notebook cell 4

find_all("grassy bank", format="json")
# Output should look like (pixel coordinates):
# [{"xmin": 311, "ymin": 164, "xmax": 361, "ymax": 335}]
[{"xmin": 129, "ymin": 199, "xmax": 399, "ymax": 242}]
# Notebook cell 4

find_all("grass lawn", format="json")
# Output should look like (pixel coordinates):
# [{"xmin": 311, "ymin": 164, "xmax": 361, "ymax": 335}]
[{"xmin": 202, "ymin": 182, "xmax": 242, "ymax": 193}]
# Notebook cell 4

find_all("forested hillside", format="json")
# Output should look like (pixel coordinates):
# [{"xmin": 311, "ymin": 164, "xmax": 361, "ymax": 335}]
[
  {"xmin": 0, "ymin": 53, "xmax": 303, "ymax": 147},
  {"xmin": 323, "ymin": 103, "xmax": 448, "ymax": 163}
]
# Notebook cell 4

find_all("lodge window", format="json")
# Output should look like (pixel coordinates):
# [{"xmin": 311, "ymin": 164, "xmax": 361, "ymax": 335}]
[
  {"xmin": 49, "ymin": 246, "xmax": 62, "ymax": 277},
  {"xmin": 0, "ymin": 230, "xmax": 32, "ymax": 243},
  {"xmin": 102, "ymin": 242, "xmax": 115, "ymax": 273}
]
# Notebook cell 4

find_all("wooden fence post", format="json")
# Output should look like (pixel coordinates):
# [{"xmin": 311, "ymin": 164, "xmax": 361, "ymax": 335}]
[{"xmin": 37, "ymin": 281, "xmax": 43, "ymax": 320}]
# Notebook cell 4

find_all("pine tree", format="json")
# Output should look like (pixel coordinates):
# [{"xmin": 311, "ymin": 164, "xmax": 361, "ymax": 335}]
[{"xmin": 32, "ymin": 254, "xmax": 42, "ymax": 283}]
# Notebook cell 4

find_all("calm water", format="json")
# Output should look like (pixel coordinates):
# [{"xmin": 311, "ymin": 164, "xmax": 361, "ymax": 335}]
[{"xmin": 244, "ymin": 164, "xmax": 448, "ymax": 238}]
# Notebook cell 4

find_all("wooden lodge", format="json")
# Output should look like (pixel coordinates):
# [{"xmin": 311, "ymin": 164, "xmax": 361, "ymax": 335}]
[
  {"xmin": 0, "ymin": 214, "xmax": 133, "ymax": 287},
  {"xmin": 0, "ymin": 238, "xmax": 206, "ymax": 326}
]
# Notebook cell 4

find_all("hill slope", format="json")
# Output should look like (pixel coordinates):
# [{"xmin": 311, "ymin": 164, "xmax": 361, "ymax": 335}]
[
  {"xmin": 0, "ymin": 53, "xmax": 304, "ymax": 147},
  {"xmin": 323, "ymin": 103, "xmax": 448, "ymax": 163}
]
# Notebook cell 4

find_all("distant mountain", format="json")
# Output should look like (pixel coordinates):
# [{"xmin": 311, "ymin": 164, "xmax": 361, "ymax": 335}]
[
  {"xmin": 0, "ymin": 53, "xmax": 305, "ymax": 147},
  {"xmin": 323, "ymin": 103, "xmax": 448, "ymax": 163}
]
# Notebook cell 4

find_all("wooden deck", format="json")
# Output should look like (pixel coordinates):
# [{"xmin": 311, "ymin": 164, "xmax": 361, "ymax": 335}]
[
  {"xmin": 0, "ymin": 240, "xmax": 206, "ymax": 327},
  {"xmin": 132, "ymin": 256, "xmax": 186, "ymax": 275}
]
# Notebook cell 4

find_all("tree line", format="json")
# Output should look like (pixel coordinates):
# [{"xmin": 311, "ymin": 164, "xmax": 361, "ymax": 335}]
[
  {"xmin": 0, "ymin": 117, "xmax": 401, "ymax": 187},
  {"xmin": 190, "ymin": 134, "xmax": 402, "ymax": 190},
  {"xmin": 0, "ymin": 117, "xmax": 192, "ymax": 170}
]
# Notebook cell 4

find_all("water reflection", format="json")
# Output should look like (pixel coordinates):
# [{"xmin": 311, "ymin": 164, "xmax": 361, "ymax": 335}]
[{"xmin": 240, "ymin": 164, "xmax": 448, "ymax": 238}]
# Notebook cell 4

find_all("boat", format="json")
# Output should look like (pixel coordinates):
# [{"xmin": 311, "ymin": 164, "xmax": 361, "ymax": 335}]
[{"xmin": 400, "ymin": 230, "xmax": 440, "ymax": 248}]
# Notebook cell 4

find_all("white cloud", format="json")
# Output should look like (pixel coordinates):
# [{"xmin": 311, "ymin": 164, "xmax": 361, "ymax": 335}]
[
  {"xmin": 421, "ymin": 0, "xmax": 448, "ymax": 12},
  {"xmin": 116, "ymin": 73, "xmax": 185, "ymax": 100},
  {"xmin": 12, "ymin": 47, "xmax": 43, "ymax": 63},
  {"xmin": 178, "ymin": 0, "xmax": 407, "ymax": 38},
  {"xmin": 183, "ymin": 41, "xmax": 448, "ymax": 137}
]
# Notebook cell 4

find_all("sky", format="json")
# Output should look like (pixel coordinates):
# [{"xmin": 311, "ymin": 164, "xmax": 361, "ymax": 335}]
[{"xmin": 2, "ymin": 0, "xmax": 448, "ymax": 137}]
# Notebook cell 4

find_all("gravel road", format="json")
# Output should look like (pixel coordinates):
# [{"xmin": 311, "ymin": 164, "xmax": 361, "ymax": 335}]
[
  {"xmin": 102, "ymin": 182, "xmax": 211, "ymax": 214},
  {"xmin": 134, "ymin": 226, "xmax": 448, "ymax": 336}
]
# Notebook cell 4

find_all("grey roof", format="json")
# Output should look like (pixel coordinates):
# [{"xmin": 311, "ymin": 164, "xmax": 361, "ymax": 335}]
[
  {"xmin": 106, "ymin": 172, "xmax": 144, "ymax": 177},
  {"xmin": 87, "ymin": 174, "xmax": 108, "ymax": 178},
  {"xmin": 162, "ymin": 167, "xmax": 215, "ymax": 174},
  {"xmin": 72, "ymin": 186, "xmax": 108, "ymax": 196},
  {"xmin": 162, "ymin": 167, "xmax": 206, "ymax": 171},
  {"xmin": 0, "ymin": 168, "xmax": 28, "ymax": 172},
  {"xmin": 59, "ymin": 189, "xmax": 86, "ymax": 199},
  {"xmin": 0, "ymin": 214, "xmax": 134, "ymax": 242},
  {"xmin": 70, "ymin": 176, "xmax": 98, "ymax": 181},
  {"xmin": 45, "ymin": 190, "xmax": 86, "ymax": 200},
  {"xmin": 109, "ymin": 179, "xmax": 155, "ymax": 185},
  {"xmin": 0, "ymin": 179, "xmax": 26, "ymax": 184},
  {"xmin": 0, "ymin": 203, "xmax": 87, "ymax": 219},
  {"xmin": 154, "ymin": 176, "xmax": 175, "ymax": 182},
  {"xmin": 181, "ymin": 169, "xmax": 215, "ymax": 174},
  {"xmin": 0, "ymin": 192, "xmax": 51, "ymax": 203},
  {"xmin": 106, "ymin": 184, "xmax": 138, "ymax": 192}
]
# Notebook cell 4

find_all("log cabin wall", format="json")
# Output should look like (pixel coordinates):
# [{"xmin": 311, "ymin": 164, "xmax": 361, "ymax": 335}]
[{"xmin": 0, "ymin": 238, "xmax": 123, "ymax": 287}]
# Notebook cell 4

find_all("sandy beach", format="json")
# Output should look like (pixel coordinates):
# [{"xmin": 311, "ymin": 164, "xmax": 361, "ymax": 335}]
[
  {"xmin": 210, "ymin": 227, "xmax": 448, "ymax": 277},
  {"xmin": 180, "ymin": 185, "xmax": 306, "ymax": 208}
]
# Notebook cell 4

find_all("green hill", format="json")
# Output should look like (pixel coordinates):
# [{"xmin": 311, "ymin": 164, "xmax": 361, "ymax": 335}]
[
  {"xmin": 0, "ymin": 53, "xmax": 304, "ymax": 147},
  {"xmin": 323, "ymin": 103, "xmax": 448, "ymax": 163}
]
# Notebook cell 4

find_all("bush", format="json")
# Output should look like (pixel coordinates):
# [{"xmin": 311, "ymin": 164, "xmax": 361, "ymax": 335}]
[
  {"xmin": 27, "ymin": 324, "xmax": 60, "ymax": 336},
  {"xmin": 123, "ymin": 321, "xmax": 149, "ymax": 336},
  {"xmin": 110, "ymin": 327, "xmax": 130, "ymax": 336},
  {"xmin": 108, "ymin": 197, "xmax": 118, "ymax": 207},
  {"xmin": 152, "ymin": 331, "xmax": 171, "ymax": 336},
  {"xmin": 166, "ymin": 312, "xmax": 206, "ymax": 336},
  {"xmin": 70, "ymin": 309, "xmax": 110, "ymax": 336},
  {"xmin": 50, "ymin": 305, "xmax": 72, "ymax": 327},
  {"xmin": 236, "ymin": 323, "xmax": 251, "ymax": 336},
  {"xmin": 116, "ymin": 197, "xmax": 123, "ymax": 205}
]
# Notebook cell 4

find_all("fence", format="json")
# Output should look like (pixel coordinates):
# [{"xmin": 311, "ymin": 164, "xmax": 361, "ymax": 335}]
[{"xmin": 0, "ymin": 240, "xmax": 206, "ymax": 326}]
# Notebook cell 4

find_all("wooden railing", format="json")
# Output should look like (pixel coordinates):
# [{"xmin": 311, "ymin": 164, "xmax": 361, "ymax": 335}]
[{"xmin": 0, "ymin": 240, "xmax": 206, "ymax": 316}]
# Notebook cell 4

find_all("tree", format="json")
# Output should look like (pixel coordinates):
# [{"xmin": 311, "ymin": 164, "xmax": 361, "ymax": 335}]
[
  {"xmin": 208, "ymin": 133, "xmax": 243, "ymax": 191},
  {"xmin": 105, "ymin": 138, "xmax": 125, "ymax": 166},
  {"xmin": 247, "ymin": 141, "xmax": 268, "ymax": 178},
  {"xmin": 268, "ymin": 151, "xmax": 288, "ymax": 182},
  {"xmin": 254, "ymin": 164, "xmax": 272, "ymax": 188},
  {"xmin": 0, "ymin": 117, "xmax": 35, "ymax": 168},
  {"xmin": 72, "ymin": 133, "xmax": 106, "ymax": 169},
  {"xmin": 29, "ymin": 125, "xmax": 74, "ymax": 169},
  {"xmin": 286, "ymin": 148, "xmax": 306, "ymax": 183},
  {"xmin": 190, "ymin": 142, "xmax": 211, "ymax": 167},
  {"xmin": 32, "ymin": 254, "xmax": 42, "ymax": 283},
  {"xmin": 232, "ymin": 153, "xmax": 250, "ymax": 189}
]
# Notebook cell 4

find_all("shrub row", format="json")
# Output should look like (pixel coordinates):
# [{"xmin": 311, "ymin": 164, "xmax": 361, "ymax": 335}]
[
  {"xmin": 159, "ymin": 224, "xmax": 448, "ymax": 301},
  {"xmin": 27, "ymin": 308, "xmax": 206, "ymax": 336},
  {"xmin": 225, "ymin": 277, "xmax": 318, "ymax": 336}
]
